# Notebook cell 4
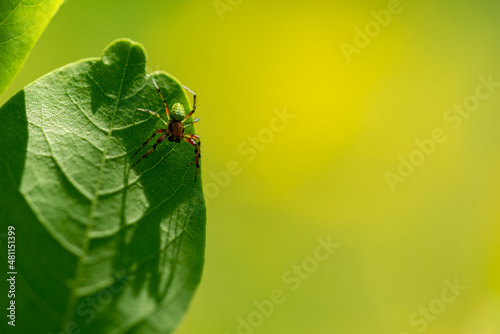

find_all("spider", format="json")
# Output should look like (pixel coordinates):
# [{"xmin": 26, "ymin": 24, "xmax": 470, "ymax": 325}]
[{"xmin": 130, "ymin": 77, "xmax": 201, "ymax": 180}]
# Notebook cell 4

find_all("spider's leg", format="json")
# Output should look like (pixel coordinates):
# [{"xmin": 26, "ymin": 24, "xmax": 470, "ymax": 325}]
[
  {"xmin": 183, "ymin": 133, "xmax": 201, "ymax": 181},
  {"xmin": 182, "ymin": 118, "xmax": 200, "ymax": 127},
  {"xmin": 137, "ymin": 108, "xmax": 169, "ymax": 125},
  {"xmin": 130, "ymin": 132, "xmax": 169, "ymax": 169},
  {"xmin": 132, "ymin": 128, "xmax": 168, "ymax": 159},
  {"xmin": 182, "ymin": 85, "xmax": 197, "ymax": 122},
  {"xmin": 152, "ymin": 77, "xmax": 171, "ymax": 121}
]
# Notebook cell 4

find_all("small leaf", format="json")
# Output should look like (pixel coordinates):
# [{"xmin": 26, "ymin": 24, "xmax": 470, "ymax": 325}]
[
  {"xmin": 0, "ymin": 39, "xmax": 206, "ymax": 334},
  {"xmin": 0, "ymin": 0, "xmax": 65, "ymax": 96}
]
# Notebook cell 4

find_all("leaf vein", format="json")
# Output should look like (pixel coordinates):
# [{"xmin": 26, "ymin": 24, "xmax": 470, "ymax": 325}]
[{"xmin": 60, "ymin": 44, "xmax": 134, "ymax": 329}]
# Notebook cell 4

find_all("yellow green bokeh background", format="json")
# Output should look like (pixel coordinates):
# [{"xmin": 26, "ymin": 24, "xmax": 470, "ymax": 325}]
[{"xmin": 2, "ymin": 0, "xmax": 500, "ymax": 333}]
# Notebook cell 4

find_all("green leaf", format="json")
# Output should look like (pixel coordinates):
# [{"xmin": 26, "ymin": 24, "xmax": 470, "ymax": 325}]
[
  {"xmin": 0, "ymin": 0, "xmax": 65, "ymax": 97},
  {"xmin": 0, "ymin": 39, "xmax": 206, "ymax": 334}
]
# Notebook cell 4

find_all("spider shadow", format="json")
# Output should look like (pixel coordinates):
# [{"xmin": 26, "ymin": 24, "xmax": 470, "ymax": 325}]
[
  {"xmin": 80, "ymin": 67, "xmax": 204, "ymax": 331},
  {"xmin": 56, "ymin": 51, "xmax": 189, "ymax": 332},
  {"xmin": 91, "ymin": 77, "xmax": 198, "ymax": 306},
  {"xmin": 84, "ymin": 80, "xmax": 164, "ymax": 303}
]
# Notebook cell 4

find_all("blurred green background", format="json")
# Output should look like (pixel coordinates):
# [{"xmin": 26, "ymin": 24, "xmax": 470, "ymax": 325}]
[{"xmin": 2, "ymin": 0, "xmax": 500, "ymax": 333}]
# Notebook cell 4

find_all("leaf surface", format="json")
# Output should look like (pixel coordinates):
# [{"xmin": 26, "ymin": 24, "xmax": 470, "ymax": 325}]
[
  {"xmin": 0, "ymin": 38, "xmax": 206, "ymax": 334},
  {"xmin": 0, "ymin": 0, "xmax": 65, "ymax": 96}
]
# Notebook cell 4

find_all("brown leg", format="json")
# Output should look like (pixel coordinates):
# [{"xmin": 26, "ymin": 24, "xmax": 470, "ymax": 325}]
[
  {"xmin": 137, "ymin": 108, "xmax": 168, "ymax": 125},
  {"xmin": 182, "ymin": 85, "xmax": 197, "ymax": 122},
  {"xmin": 132, "ymin": 129, "xmax": 168, "ymax": 158},
  {"xmin": 152, "ymin": 77, "xmax": 171, "ymax": 120},
  {"xmin": 130, "ymin": 130, "xmax": 169, "ymax": 169},
  {"xmin": 183, "ymin": 134, "xmax": 201, "ymax": 181},
  {"xmin": 182, "ymin": 118, "xmax": 199, "ymax": 127}
]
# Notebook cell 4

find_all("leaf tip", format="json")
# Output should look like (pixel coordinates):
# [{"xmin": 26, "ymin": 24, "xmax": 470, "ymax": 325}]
[
  {"xmin": 102, "ymin": 38, "xmax": 147, "ymax": 67},
  {"xmin": 92, "ymin": 38, "xmax": 148, "ymax": 98}
]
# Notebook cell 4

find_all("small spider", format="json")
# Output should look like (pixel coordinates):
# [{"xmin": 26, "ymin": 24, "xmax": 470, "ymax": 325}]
[{"xmin": 130, "ymin": 77, "xmax": 201, "ymax": 180}]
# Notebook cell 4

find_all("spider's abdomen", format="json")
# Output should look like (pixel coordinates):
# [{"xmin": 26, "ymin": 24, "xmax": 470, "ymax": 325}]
[
  {"xmin": 171, "ymin": 102, "xmax": 185, "ymax": 121},
  {"xmin": 169, "ymin": 120, "xmax": 185, "ymax": 140}
]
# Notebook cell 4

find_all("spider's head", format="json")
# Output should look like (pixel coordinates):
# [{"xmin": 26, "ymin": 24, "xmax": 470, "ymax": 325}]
[{"xmin": 171, "ymin": 103, "xmax": 185, "ymax": 121}]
